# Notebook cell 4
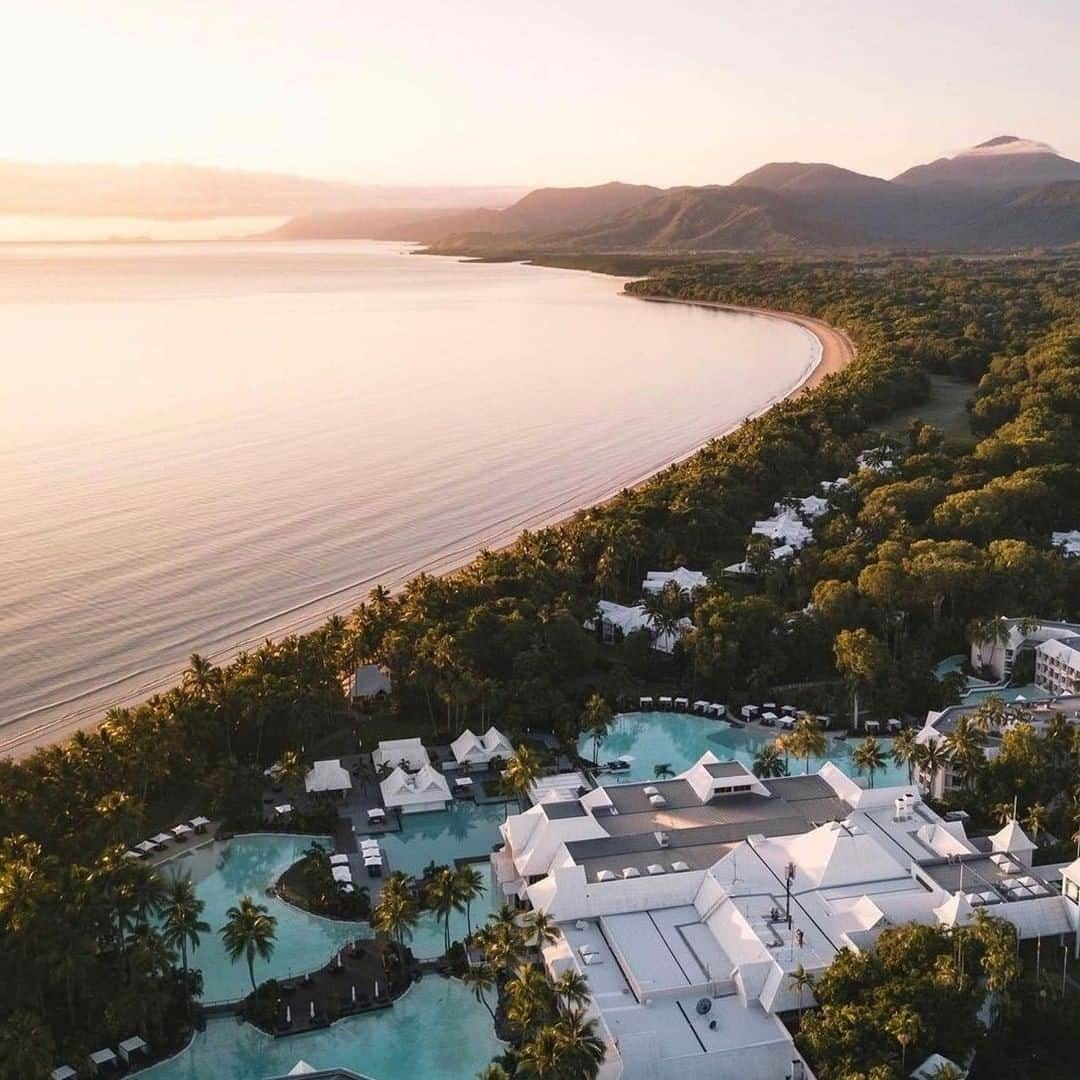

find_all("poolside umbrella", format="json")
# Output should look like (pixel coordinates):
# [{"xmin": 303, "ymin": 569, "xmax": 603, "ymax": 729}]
[
  {"xmin": 135, "ymin": 840, "xmax": 156, "ymax": 854},
  {"xmin": 171, "ymin": 824, "xmax": 192, "ymax": 839},
  {"xmin": 151, "ymin": 833, "xmax": 172, "ymax": 846},
  {"xmin": 309, "ymin": 1000, "xmax": 316, "ymax": 1020},
  {"xmin": 618, "ymin": 755, "xmax": 635, "ymax": 763},
  {"xmin": 123, "ymin": 850, "xmax": 143, "ymax": 859},
  {"xmin": 285, "ymin": 1005, "xmax": 291, "ymax": 1025}
]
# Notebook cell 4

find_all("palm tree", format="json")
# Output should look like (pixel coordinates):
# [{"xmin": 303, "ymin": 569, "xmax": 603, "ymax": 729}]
[
  {"xmin": 476, "ymin": 1066, "xmax": 509, "ymax": 1080},
  {"xmin": 128, "ymin": 861, "xmax": 167, "ymax": 928},
  {"xmin": 371, "ymin": 872, "xmax": 419, "ymax": 957},
  {"xmin": 788, "ymin": 716, "xmax": 827, "ymax": 774},
  {"xmin": 972, "ymin": 696, "xmax": 1007, "ymax": 733},
  {"xmin": 462, "ymin": 962, "xmax": 497, "ymax": 1020},
  {"xmin": 552, "ymin": 1008, "xmax": 606, "ymax": 1078},
  {"xmin": 220, "ymin": 896, "xmax": 278, "ymax": 994},
  {"xmin": 789, "ymin": 963, "xmax": 814, "ymax": 1020},
  {"xmin": 526, "ymin": 910, "xmax": 559, "ymax": 954},
  {"xmin": 943, "ymin": 716, "xmax": 985, "ymax": 792},
  {"xmin": 582, "ymin": 693, "xmax": 614, "ymax": 767},
  {"xmin": 886, "ymin": 1005, "xmax": 921, "ymax": 1073},
  {"xmin": 852, "ymin": 736, "xmax": 886, "ymax": 788},
  {"xmin": 516, "ymin": 1026, "xmax": 563, "ymax": 1079},
  {"xmin": 891, "ymin": 728, "xmax": 919, "ymax": 784},
  {"xmin": 272, "ymin": 749, "xmax": 308, "ymax": 794},
  {"xmin": 160, "ymin": 874, "xmax": 209, "ymax": 991},
  {"xmin": 642, "ymin": 581, "xmax": 684, "ymax": 649},
  {"xmin": 425, "ymin": 868, "xmax": 465, "ymax": 955},
  {"xmin": 506, "ymin": 963, "xmax": 554, "ymax": 1036},
  {"xmin": 915, "ymin": 740, "xmax": 947, "ymax": 796},
  {"xmin": 0, "ymin": 1010, "xmax": 55, "ymax": 1079},
  {"xmin": 992, "ymin": 801, "xmax": 1015, "ymax": 827},
  {"xmin": 1023, "ymin": 802, "xmax": 1048, "ymax": 841},
  {"xmin": 552, "ymin": 968, "xmax": 590, "ymax": 1015},
  {"xmin": 503, "ymin": 745, "xmax": 541, "ymax": 816},
  {"xmin": 454, "ymin": 864, "xmax": 486, "ymax": 938},
  {"xmin": 752, "ymin": 742, "xmax": 788, "ymax": 779},
  {"xmin": 653, "ymin": 762, "xmax": 674, "ymax": 780}
]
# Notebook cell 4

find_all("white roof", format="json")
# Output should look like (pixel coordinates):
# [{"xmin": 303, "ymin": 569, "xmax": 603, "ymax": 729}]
[
  {"xmin": 911, "ymin": 1053, "xmax": 965, "ymax": 1080},
  {"xmin": 450, "ymin": 726, "xmax": 513, "ymax": 764},
  {"xmin": 189, "ymin": 815, "xmax": 210, "ymax": 827},
  {"xmin": 586, "ymin": 600, "xmax": 693, "ymax": 653},
  {"xmin": 1051, "ymin": 530, "xmax": 1080, "ymax": 557},
  {"xmin": 934, "ymin": 890, "xmax": 975, "ymax": 928},
  {"xmin": 1036, "ymin": 635, "xmax": 1080, "ymax": 665},
  {"xmin": 351, "ymin": 664, "xmax": 391, "ymax": 698},
  {"xmin": 332, "ymin": 865, "xmax": 353, "ymax": 883},
  {"xmin": 990, "ymin": 818, "xmax": 1036, "ymax": 854},
  {"xmin": 783, "ymin": 821, "xmax": 907, "ymax": 889},
  {"xmin": 642, "ymin": 567, "xmax": 708, "ymax": 595},
  {"xmin": 51, "ymin": 1068, "xmax": 77, "ymax": 1080},
  {"xmin": 304, "ymin": 758, "xmax": 352, "ymax": 793},
  {"xmin": 379, "ymin": 763, "xmax": 451, "ymax": 807},
  {"xmin": 288, "ymin": 1063, "xmax": 318, "ymax": 1076},
  {"xmin": 372, "ymin": 738, "xmax": 430, "ymax": 771},
  {"xmin": 118, "ymin": 1037, "xmax": 147, "ymax": 1054},
  {"xmin": 89, "ymin": 1049, "xmax": 117, "ymax": 1065}
]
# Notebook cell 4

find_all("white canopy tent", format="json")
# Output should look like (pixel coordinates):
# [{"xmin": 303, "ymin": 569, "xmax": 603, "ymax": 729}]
[
  {"xmin": 117, "ymin": 1037, "xmax": 147, "ymax": 1065},
  {"xmin": 449, "ymin": 726, "xmax": 513, "ymax": 769},
  {"xmin": 380, "ymin": 764, "xmax": 451, "ymax": 814},
  {"xmin": 372, "ymin": 738, "xmax": 430, "ymax": 772}
]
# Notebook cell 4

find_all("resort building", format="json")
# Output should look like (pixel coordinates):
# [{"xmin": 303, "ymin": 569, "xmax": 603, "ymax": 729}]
[
  {"xmin": 915, "ymin": 695, "xmax": 1080, "ymax": 799},
  {"xmin": 1051, "ymin": 530, "xmax": 1080, "ymax": 558},
  {"xmin": 379, "ymin": 763, "xmax": 451, "ymax": 814},
  {"xmin": 968, "ymin": 617, "xmax": 1080, "ymax": 683},
  {"xmin": 447, "ymin": 726, "xmax": 513, "ymax": 770},
  {"xmin": 350, "ymin": 664, "xmax": 392, "ymax": 704},
  {"xmin": 642, "ymin": 567, "xmax": 708, "ymax": 596},
  {"xmin": 371, "ymin": 737, "xmax": 430, "ymax": 772},
  {"xmin": 1034, "ymin": 636, "xmax": 1080, "ymax": 696},
  {"xmin": 492, "ymin": 754, "xmax": 1080, "ymax": 1080},
  {"xmin": 585, "ymin": 600, "xmax": 693, "ymax": 654},
  {"xmin": 304, "ymin": 759, "xmax": 353, "ymax": 797}
]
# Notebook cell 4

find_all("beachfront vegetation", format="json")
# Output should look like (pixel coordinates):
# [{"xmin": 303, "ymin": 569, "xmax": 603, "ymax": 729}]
[{"xmin": 0, "ymin": 256, "xmax": 1077, "ymax": 1072}]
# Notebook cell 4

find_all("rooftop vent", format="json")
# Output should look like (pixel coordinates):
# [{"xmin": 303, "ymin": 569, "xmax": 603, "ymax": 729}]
[
  {"xmin": 647, "ymin": 864, "xmax": 666, "ymax": 875},
  {"xmin": 643, "ymin": 786, "xmax": 659, "ymax": 796},
  {"xmin": 655, "ymin": 831, "xmax": 671, "ymax": 848},
  {"xmin": 649, "ymin": 794, "xmax": 667, "ymax": 807},
  {"xmin": 671, "ymin": 860, "xmax": 690, "ymax": 872},
  {"xmin": 622, "ymin": 867, "xmax": 641, "ymax": 879},
  {"xmin": 595, "ymin": 869, "xmax": 616, "ymax": 882}
]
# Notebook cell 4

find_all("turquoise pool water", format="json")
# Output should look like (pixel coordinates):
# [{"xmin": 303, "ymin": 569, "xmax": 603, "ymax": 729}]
[
  {"xmin": 358, "ymin": 800, "xmax": 506, "ymax": 959},
  {"xmin": 139, "ymin": 976, "xmax": 501, "ymax": 1080},
  {"xmin": 160, "ymin": 835, "xmax": 360, "ymax": 1003},
  {"xmin": 580, "ymin": 711, "xmax": 906, "ymax": 787}
]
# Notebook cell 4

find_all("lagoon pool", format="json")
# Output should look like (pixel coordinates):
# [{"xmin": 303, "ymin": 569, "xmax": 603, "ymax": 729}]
[
  {"xmin": 161, "ymin": 835, "xmax": 360, "ymax": 1003},
  {"xmin": 580, "ymin": 711, "xmax": 906, "ymax": 787},
  {"xmin": 139, "ymin": 976, "xmax": 501, "ymax": 1080},
  {"xmin": 358, "ymin": 800, "xmax": 507, "ymax": 959}
]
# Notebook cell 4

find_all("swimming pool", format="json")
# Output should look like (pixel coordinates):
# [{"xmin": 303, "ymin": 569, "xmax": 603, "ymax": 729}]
[
  {"xmin": 355, "ymin": 800, "xmax": 506, "ymax": 959},
  {"xmin": 579, "ymin": 711, "xmax": 906, "ymax": 787},
  {"xmin": 138, "ymin": 976, "xmax": 501, "ymax": 1080},
  {"xmin": 160, "ymin": 835, "xmax": 360, "ymax": 1003}
]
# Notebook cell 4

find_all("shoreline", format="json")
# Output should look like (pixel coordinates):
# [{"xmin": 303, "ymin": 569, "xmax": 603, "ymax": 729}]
[{"xmin": 2, "ymin": 292, "xmax": 854, "ymax": 760}]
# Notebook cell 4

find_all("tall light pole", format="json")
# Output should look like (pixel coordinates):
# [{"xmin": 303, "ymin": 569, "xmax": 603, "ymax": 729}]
[{"xmin": 785, "ymin": 862, "xmax": 796, "ymax": 928}]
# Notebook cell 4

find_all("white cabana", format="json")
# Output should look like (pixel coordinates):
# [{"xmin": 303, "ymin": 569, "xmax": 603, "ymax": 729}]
[
  {"xmin": 448, "ymin": 726, "xmax": 513, "ymax": 769},
  {"xmin": 135, "ymin": 840, "xmax": 156, "ymax": 854},
  {"xmin": 642, "ymin": 567, "xmax": 708, "ymax": 596},
  {"xmin": 332, "ymin": 865, "xmax": 353, "ymax": 884},
  {"xmin": 304, "ymin": 758, "xmax": 353, "ymax": 795},
  {"xmin": 372, "ymin": 738, "xmax": 430, "ymax": 772},
  {"xmin": 89, "ymin": 1048, "xmax": 117, "ymax": 1069},
  {"xmin": 274, "ymin": 803, "xmax": 294, "ymax": 816},
  {"xmin": 350, "ymin": 664, "xmax": 392, "ymax": 702},
  {"xmin": 379, "ymin": 763, "xmax": 451, "ymax": 814},
  {"xmin": 117, "ymin": 1037, "xmax": 147, "ymax": 1065},
  {"xmin": 585, "ymin": 600, "xmax": 693, "ymax": 654},
  {"xmin": 189, "ymin": 816, "xmax": 211, "ymax": 831},
  {"xmin": 171, "ymin": 823, "xmax": 192, "ymax": 838},
  {"xmin": 51, "ymin": 1068, "xmax": 77, "ymax": 1080},
  {"xmin": 150, "ymin": 833, "xmax": 172, "ymax": 846}
]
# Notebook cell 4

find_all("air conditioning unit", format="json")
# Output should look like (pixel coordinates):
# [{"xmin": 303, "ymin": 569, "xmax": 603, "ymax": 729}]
[{"xmin": 654, "ymin": 831, "xmax": 671, "ymax": 848}]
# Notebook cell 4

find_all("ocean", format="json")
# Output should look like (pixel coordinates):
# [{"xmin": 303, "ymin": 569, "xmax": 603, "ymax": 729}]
[{"xmin": 0, "ymin": 240, "xmax": 816, "ymax": 754}]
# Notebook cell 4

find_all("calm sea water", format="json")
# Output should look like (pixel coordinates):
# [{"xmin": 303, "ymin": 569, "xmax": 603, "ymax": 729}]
[{"xmin": 0, "ymin": 240, "xmax": 816, "ymax": 755}]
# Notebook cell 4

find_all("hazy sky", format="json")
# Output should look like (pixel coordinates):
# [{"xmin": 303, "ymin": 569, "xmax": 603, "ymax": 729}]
[{"xmin": 3, "ymin": 0, "xmax": 1077, "ymax": 187}]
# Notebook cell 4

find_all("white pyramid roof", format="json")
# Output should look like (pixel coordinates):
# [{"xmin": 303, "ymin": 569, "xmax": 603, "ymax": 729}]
[
  {"xmin": 785, "ymin": 822, "xmax": 906, "ymax": 889},
  {"xmin": 304, "ymin": 758, "xmax": 352, "ymax": 793},
  {"xmin": 990, "ymin": 818, "xmax": 1036, "ymax": 854},
  {"xmin": 934, "ymin": 890, "xmax": 975, "ymax": 928}
]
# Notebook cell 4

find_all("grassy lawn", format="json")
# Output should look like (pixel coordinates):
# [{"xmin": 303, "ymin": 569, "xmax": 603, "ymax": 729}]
[{"xmin": 881, "ymin": 374, "xmax": 976, "ymax": 441}]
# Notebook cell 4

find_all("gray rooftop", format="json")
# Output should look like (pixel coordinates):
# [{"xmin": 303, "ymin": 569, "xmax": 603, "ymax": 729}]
[{"xmin": 540, "ymin": 801, "xmax": 587, "ymax": 820}]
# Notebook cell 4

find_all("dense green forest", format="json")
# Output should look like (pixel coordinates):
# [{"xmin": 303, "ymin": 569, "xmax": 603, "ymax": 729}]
[{"xmin": 0, "ymin": 256, "xmax": 1077, "ymax": 1077}]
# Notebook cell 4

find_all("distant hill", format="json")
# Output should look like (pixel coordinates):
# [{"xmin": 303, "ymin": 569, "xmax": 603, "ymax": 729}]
[
  {"xmin": 0, "ymin": 160, "xmax": 523, "ymax": 220},
  {"xmin": 893, "ymin": 136, "xmax": 1080, "ymax": 190},
  {"xmin": 417, "ymin": 136, "xmax": 1080, "ymax": 255}
]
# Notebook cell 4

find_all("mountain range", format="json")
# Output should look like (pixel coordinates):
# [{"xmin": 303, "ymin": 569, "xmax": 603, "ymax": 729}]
[{"xmin": 273, "ymin": 136, "xmax": 1080, "ymax": 253}]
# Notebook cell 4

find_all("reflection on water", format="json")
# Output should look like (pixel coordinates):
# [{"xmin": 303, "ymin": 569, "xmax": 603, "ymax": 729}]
[{"xmin": 0, "ymin": 240, "xmax": 815, "ymax": 750}]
